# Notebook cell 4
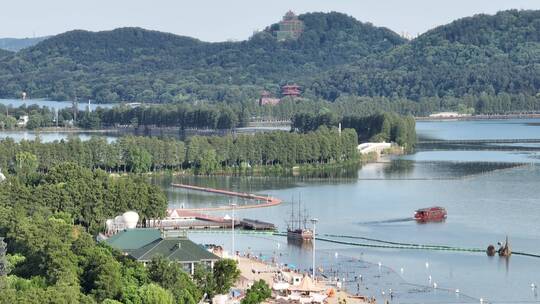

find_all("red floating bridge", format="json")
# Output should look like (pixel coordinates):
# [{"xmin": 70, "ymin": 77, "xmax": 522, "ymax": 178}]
[{"xmin": 170, "ymin": 183, "xmax": 282, "ymax": 211}]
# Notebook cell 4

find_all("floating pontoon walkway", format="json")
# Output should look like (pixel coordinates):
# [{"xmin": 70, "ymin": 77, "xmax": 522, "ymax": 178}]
[{"xmin": 170, "ymin": 183, "xmax": 282, "ymax": 211}]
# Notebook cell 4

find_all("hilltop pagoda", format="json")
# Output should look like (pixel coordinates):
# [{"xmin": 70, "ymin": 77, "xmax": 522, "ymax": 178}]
[
  {"xmin": 276, "ymin": 11, "xmax": 304, "ymax": 41},
  {"xmin": 282, "ymin": 84, "xmax": 301, "ymax": 98}
]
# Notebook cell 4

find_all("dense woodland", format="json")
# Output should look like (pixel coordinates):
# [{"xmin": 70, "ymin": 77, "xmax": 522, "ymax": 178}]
[
  {"xmin": 311, "ymin": 10, "xmax": 540, "ymax": 101},
  {"xmin": 0, "ymin": 49, "xmax": 12, "ymax": 59},
  {"xmin": 0, "ymin": 10, "xmax": 538, "ymax": 112},
  {"xmin": 0, "ymin": 127, "xmax": 358, "ymax": 175},
  {"xmin": 293, "ymin": 112, "xmax": 416, "ymax": 149},
  {"xmin": 0, "ymin": 12, "xmax": 403, "ymax": 103},
  {"xmin": 0, "ymin": 162, "xmax": 244, "ymax": 303},
  {"xmin": 3, "ymin": 91, "xmax": 538, "ymax": 135}
]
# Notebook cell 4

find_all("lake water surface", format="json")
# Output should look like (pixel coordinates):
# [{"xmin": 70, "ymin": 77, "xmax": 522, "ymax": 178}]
[
  {"xmin": 0, "ymin": 98, "xmax": 115, "ymax": 111},
  {"xmin": 153, "ymin": 119, "xmax": 540, "ymax": 303}
]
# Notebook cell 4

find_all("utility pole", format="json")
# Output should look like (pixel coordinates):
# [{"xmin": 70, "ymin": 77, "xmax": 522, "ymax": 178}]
[
  {"xmin": 311, "ymin": 218, "xmax": 318, "ymax": 279},
  {"xmin": 231, "ymin": 202, "xmax": 237, "ymax": 259}
]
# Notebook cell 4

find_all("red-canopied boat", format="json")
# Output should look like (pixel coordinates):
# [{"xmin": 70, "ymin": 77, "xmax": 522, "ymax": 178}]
[{"xmin": 414, "ymin": 206, "xmax": 447, "ymax": 222}]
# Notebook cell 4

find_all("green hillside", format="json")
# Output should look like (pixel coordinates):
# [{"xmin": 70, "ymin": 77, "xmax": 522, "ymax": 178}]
[
  {"xmin": 0, "ymin": 48, "xmax": 12, "ymax": 59},
  {"xmin": 0, "ymin": 10, "xmax": 538, "ymax": 107},
  {"xmin": 0, "ymin": 12, "xmax": 404, "ymax": 102},
  {"xmin": 313, "ymin": 10, "xmax": 540, "ymax": 101}
]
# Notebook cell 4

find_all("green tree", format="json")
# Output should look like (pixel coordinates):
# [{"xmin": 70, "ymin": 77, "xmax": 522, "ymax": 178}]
[
  {"xmin": 198, "ymin": 149, "xmax": 219, "ymax": 175},
  {"xmin": 25, "ymin": 114, "xmax": 43, "ymax": 130},
  {"xmin": 126, "ymin": 147, "xmax": 152, "ymax": 173},
  {"xmin": 79, "ymin": 246, "xmax": 122, "ymax": 302},
  {"xmin": 241, "ymin": 280, "xmax": 271, "ymax": 304},
  {"xmin": 138, "ymin": 284, "xmax": 174, "ymax": 304},
  {"xmin": 147, "ymin": 256, "xmax": 201, "ymax": 302},
  {"xmin": 213, "ymin": 259, "xmax": 240, "ymax": 295},
  {"xmin": 14, "ymin": 152, "xmax": 39, "ymax": 181},
  {"xmin": 0, "ymin": 115, "xmax": 17, "ymax": 130},
  {"xmin": 193, "ymin": 264, "xmax": 217, "ymax": 299},
  {"xmin": 102, "ymin": 300, "xmax": 122, "ymax": 304},
  {"xmin": 0, "ymin": 238, "xmax": 8, "ymax": 277}
]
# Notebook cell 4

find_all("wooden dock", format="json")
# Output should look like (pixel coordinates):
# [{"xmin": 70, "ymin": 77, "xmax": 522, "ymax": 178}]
[
  {"xmin": 144, "ymin": 184, "xmax": 282, "ymax": 230},
  {"xmin": 240, "ymin": 218, "xmax": 276, "ymax": 230},
  {"xmin": 146, "ymin": 210, "xmax": 275, "ymax": 231},
  {"xmin": 170, "ymin": 183, "xmax": 282, "ymax": 211}
]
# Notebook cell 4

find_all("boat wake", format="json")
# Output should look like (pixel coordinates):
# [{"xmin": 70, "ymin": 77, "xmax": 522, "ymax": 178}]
[{"xmin": 358, "ymin": 217, "xmax": 414, "ymax": 225}]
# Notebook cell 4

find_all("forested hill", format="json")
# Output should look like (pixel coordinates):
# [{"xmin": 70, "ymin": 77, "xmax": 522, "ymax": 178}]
[
  {"xmin": 417, "ymin": 9, "xmax": 540, "ymax": 50},
  {"xmin": 0, "ymin": 10, "xmax": 538, "ymax": 104},
  {"xmin": 314, "ymin": 10, "xmax": 540, "ymax": 101},
  {"xmin": 0, "ymin": 48, "xmax": 11, "ymax": 59},
  {"xmin": 0, "ymin": 12, "xmax": 404, "ymax": 102}
]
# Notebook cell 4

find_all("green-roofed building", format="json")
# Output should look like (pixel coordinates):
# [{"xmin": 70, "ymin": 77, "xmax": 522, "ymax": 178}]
[
  {"xmin": 105, "ymin": 228, "xmax": 161, "ymax": 252},
  {"xmin": 105, "ymin": 228, "xmax": 219, "ymax": 274}
]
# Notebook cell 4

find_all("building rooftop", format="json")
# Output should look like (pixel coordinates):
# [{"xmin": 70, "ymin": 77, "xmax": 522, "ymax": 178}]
[
  {"xmin": 131, "ymin": 237, "xmax": 220, "ymax": 263},
  {"xmin": 104, "ymin": 228, "xmax": 219, "ymax": 263},
  {"xmin": 106, "ymin": 228, "xmax": 161, "ymax": 251}
]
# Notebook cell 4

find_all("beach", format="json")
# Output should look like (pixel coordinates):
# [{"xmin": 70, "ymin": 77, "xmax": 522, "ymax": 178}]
[{"xmin": 235, "ymin": 256, "xmax": 370, "ymax": 304}]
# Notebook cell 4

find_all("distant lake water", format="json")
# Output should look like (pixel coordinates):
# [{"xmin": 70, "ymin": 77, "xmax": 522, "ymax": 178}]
[
  {"xmin": 151, "ymin": 118, "xmax": 540, "ymax": 303},
  {"xmin": 0, "ymin": 130, "xmax": 118, "ymax": 143},
  {"xmin": 0, "ymin": 98, "xmax": 115, "ymax": 111}
]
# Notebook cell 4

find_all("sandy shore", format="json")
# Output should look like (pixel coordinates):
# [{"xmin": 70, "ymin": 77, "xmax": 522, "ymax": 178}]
[{"xmin": 235, "ymin": 256, "xmax": 370, "ymax": 304}]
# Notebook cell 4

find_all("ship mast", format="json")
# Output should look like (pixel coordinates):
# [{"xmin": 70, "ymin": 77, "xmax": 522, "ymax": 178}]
[
  {"xmin": 298, "ymin": 195, "xmax": 302, "ymax": 229},
  {"xmin": 289, "ymin": 195, "xmax": 295, "ymax": 229},
  {"xmin": 303, "ymin": 205, "xmax": 309, "ymax": 230}
]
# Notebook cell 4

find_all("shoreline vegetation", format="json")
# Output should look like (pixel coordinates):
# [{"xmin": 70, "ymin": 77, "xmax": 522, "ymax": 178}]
[
  {"xmin": 0, "ymin": 127, "xmax": 360, "ymax": 176},
  {"xmin": 2, "ymin": 94, "xmax": 540, "ymax": 136},
  {"xmin": 0, "ymin": 131, "xmax": 402, "ymax": 180},
  {"xmin": 1, "ymin": 110, "xmax": 539, "ymax": 134},
  {"xmin": 0, "ymin": 160, "xmax": 245, "ymax": 303}
]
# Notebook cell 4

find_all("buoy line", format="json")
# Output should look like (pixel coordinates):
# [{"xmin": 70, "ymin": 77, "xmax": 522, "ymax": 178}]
[
  {"xmin": 182, "ymin": 230, "xmax": 540, "ymax": 258},
  {"xmin": 273, "ymin": 232, "xmax": 540, "ymax": 258}
]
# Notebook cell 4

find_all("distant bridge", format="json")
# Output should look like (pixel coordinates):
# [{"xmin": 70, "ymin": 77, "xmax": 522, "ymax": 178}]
[{"xmin": 418, "ymin": 138, "xmax": 540, "ymax": 145}]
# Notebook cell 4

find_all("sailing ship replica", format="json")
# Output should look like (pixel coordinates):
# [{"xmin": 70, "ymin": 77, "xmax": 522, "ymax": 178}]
[{"xmin": 286, "ymin": 197, "xmax": 313, "ymax": 242}]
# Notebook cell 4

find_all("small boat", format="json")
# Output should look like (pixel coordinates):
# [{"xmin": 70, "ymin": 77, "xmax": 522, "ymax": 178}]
[{"xmin": 414, "ymin": 206, "xmax": 447, "ymax": 222}]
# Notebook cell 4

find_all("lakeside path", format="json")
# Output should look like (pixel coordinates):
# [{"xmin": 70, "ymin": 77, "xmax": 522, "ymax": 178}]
[
  {"xmin": 170, "ymin": 183, "xmax": 282, "ymax": 211},
  {"xmin": 415, "ymin": 113, "xmax": 540, "ymax": 121},
  {"xmin": 235, "ymin": 256, "xmax": 369, "ymax": 304}
]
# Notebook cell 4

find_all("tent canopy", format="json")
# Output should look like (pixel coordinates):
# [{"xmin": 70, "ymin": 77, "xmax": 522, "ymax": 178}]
[
  {"xmin": 288, "ymin": 276, "xmax": 324, "ymax": 292},
  {"xmin": 273, "ymin": 282, "xmax": 290, "ymax": 291}
]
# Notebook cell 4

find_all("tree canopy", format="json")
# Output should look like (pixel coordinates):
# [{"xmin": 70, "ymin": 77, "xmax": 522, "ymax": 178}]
[
  {"xmin": 0, "ymin": 10, "xmax": 537, "ymax": 108},
  {"xmin": 0, "ymin": 159, "xmax": 241, "ymax": 303}
]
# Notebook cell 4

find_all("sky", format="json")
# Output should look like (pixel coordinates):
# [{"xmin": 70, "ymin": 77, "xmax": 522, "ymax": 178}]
[{"xmin": 1, "ymin": 0, "xmax": 539, "ymax": 41}]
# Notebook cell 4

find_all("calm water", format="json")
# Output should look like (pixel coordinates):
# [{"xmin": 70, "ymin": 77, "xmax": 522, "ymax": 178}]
[
  {"xmin": 0, "ymin": 99, "xmax": 119, "ymax": 142},
  {"xmin": 0, "ymin": 98, "xmax": 115, "ymax": 111},
  {"xmin": 153, "ymin": 119, "xmax": 540, "ymax": 303},
  {"xmin": 0, "ymin": 130, "xmax": 118, "ymax": 143}
]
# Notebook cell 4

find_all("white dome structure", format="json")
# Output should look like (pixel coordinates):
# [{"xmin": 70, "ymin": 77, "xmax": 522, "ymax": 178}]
[
  {"xmin": 114, "ymin": 215, "xmax": 124, "ymax": 224},
  {"xmin": 122, "ymin": 211, "xmax": 139, "ymax": 229}
]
